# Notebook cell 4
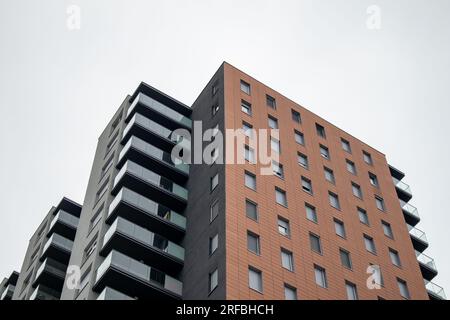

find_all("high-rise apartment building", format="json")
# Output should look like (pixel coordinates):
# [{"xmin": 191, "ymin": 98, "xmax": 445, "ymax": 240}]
[
  {"xmin": 0, "ymin": 271, "xmax": 19, "ymax": 300},
  {"xmin": 2, "ymin": 62, "xmax": 446, "ymax": 300}
]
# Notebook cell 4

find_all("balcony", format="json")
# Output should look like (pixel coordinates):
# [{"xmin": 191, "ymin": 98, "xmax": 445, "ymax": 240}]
[
  {"xmin": 32, "ymin": 258, "xmax": 67, "ymax": 290},
  {"xmin": 93, "ymin": 250, "xmax": 183, "ymax": 300},
  {"xmin": 47, "ymin": 210, "xmax": 79, "ymax": 240},
  {"xmin": 118, "ymin": 136, "xmax": 189, "ymax": 183},
  {"xmin": 425, "ymin": 281, "xmax": 446, "ymax": 300},
  {"xmin": 40, "ymin": 233, "xmax": 73, "ymax": 264},
  {"xmin": 0, "ymin": 284, "xmax": 15, "ymax": 300},
  {"xmin": 112, "ymin": 160, "xmax": 188, "ymax": 212},
  {"xmin": 400, "ymin": 200, "xmax": 420, "ymax": 226},
  {"xmin": 407, "ymin": 224, "xmax": 429, "ymax": 253},
  {"xmin": 416, "ymin": 251, "xmax": 438, "ymax": 281},
  {"xmin": 126, "ymin": 92, "xmax": 192, "ymax": 130},
  {"xmin": 97, "ymin": 287, "xmax": 135, "ymax": 300},
  {"xmin": 101, "ymin": 217, "xmax": 184, "ymax": 275},
  {"xmin": 53, "ymin": 197, "xmax": 82, "ymax": 218},
  {"xmin": 392, "ymin": 177, "xmax": 413, "ymax": 202},
  {"xmin": 29, "ymin": 284, "xmax": 60, "ymax": 300},
  {"xmin": 107, "ymin": 188, "xmax": 186, "ymax": 241}
]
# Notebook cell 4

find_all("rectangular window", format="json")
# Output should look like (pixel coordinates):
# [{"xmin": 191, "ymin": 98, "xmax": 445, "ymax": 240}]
[
  {"xmin": 346, "ymin": 281, "xmax": 358, "ymax": 300},
  {"xmin": 100, "ymin": 153, "xmax": 114, "ymax": 181},
  {"xmin": 209, "ymin": 269, "xmax": 218, "ymax": 293},
  {"xmin": 266, "ymin": 94, "xmax": 276, "ymax": 109},
  {"xmin": 278, "ymin": 217, "xmax": 290, "ymax": 237},
  {"xmin": 281, "ymin": 249, "xmax": 294, "ymax": 271},
  {"xmin": 294, "ymin": 130, "xmax": 305, "ymax": 145},
  {"xmin": 309, "ymin": 233, "xmax": 322, "ymax": 254},
  {"xmin": 298, "ymin": 153, "xmax": 309, "ymax": 169},
  {"xmin": 105, "ymin": 131, "xmax": 119, "ymax": 157},
  {"xmin": 211, "ymin": 173, "xmax": 219, "ymax": 191},
  {"xmin": 364, "ymin": 235, "xmax": 377, "ymax": 254},
  {"xmin": 316, "ymin": 123, "xmax": 326, "ymax": 138},
  {"xmin": 268, "ymin": 115, "xmax": 278, "ymax": 129},
  {"xmin": 352, "ymin": 183, "xmax": 363, "ymax": 199},
  {"xmin": 329, "ymin": 192, "xmax": 340, "ymax": 210},
  {"xmin": 95, "ymin": 178, "xmax": 109, "ymax": 205},
  {"xmin": 242, "ymin": 121, "xmax": 253, "ymax": 138},
  {"xmin": 209, "ymin": 234, "xmax": 218, "ymax": 255},
  {"xmin": 363, "ymin": 151, "xmax": 373, "ymax": 165},
  {"xmin": 110, "ymin": 113, "xmax": 122, "ymax": 136},
  {"xmin": 89, "ymin": 203, "xmax": 104, "ymax": 232},
  {"xmin": 79, "ymin": 266, "xmax": 92, "ymax": 292},
  {"xmin": 272, "ymin": 161, "xmax": 284, "ymax": 179},
  {"xmin": 319, "ymin": 145, "xmax": 330, "ymax": 159},
  {"xmin": 246, "ymin": 199, "xmax": 258, "ymax": 221},
  {"xmin": 301, "ymin": 176, "xmax": 313, "ymax": 194},
  {"xmin": 291, "ymin": 109, "xmax": 302, "ymax": 123},
  {"xmin": 369, "ymin": 172, "xmax": 379, "ymax": 187},
  {"xmin": 241, "ymin": 100, "xmax": 252, "ymax": 115},
  {"xmin": 389, "ymin": 248, "xmax": 402, "ymax": 267},
  {"xmin": 324, "ymin": 167, "xmax": 335, "ymax": 184},
  {"xmin": 346, "ymin": 160, "xmax": 357, "ymax": 175},
  {"xmin": 334, "ymin": 219, "xmax": 346, "ymax": 238},
  {"xmin": 305, "ymin": 203, "xmax": 318, "ymax": 223},
  {"xmin": 212, "ymin": 83, "xmax": 219, "ymax": 96},
  {"xmin": 210, "ymin": 200, "xmax": 219, "ymax": 222},
  {"xmin": 247, "ymin": 231, "xmax": 260, "ymax": 255},
  {"xmin": 375, "ymin": 196, "xmax": 385, "ymax": 211},
  {"xmin": 211, "ymin": 104, "xmax": 220, "ymax": 117},
  {"xmin": 284, "ymin": 284, "xmax": 297, "ymax": 300},
  {"xmin": 271, "ymin": 137, "xmax": 281, "ymax": 153},
  {"xmin": 245, "ymin": 171, "xmax": 256, "ymax": 190},
  {"xmin": 382, "ymin": 221, "xmax": 394, "ymax": 238},
  {"xmin": 240, "ymin": 80, "xmax": 251, "ymax": 95},
  {"xmin": 249, "ymin": 267, "xmax": 263, "ymax": 292},
  {"xmin": 314, "ymin": 265, "xmax": 327, "ymax": 288},
  {"xmin": 397, "ymin": 278, "xmax": 410, "ymax": 299},
  {"xmin": 341, "ymin": 138, "xmax": 351, "ymax": 153},
  {"xmin": 340, "ymin": 249, "xmax": 352, "ymax": 269},
  {"xmin": 245, "ymin": 145, "xmax": 255, "ymax": 163},
  {"xmin": 275, "ymin": 188, "xmax": 288, "ymax": 207},
  {"xmin": 358, "ymin": 207, "xmax": 369, "ymax": 225}
]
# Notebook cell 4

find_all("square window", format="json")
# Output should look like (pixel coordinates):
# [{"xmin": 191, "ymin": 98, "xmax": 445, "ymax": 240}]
[
  {"xmin": 324, "ymin": 167, "xmax": 335, "ymax": 184},
  {"xmin": 314, "ymin": 265, "xmax": 327, "ymax": 288},
  {"xmin": 358, "ymin": 207, "xmax": 369, "ymax": 225},
  {"xmin": 241, "ymin": 80, "xmax": 251, "ymax": 95},
  {"xmin": 320, "ymin": 145, "xmax": 330, "ymax": 159},
  {"xmin": 397, "ymin": 278, "xmax": 410, "ymax": 299},
  {"xmin": 334, "ymin": 219, "xmax": 346, "ymax": 238},
  {"xmin": 211, "ymin": 173, "xmax": 219, "ymax": 191},
  {"xmin": 246, "ymin": 199, "xmax": 258, "ymax": 221},
  {"xmin": 247, "ymin": 232, "xmax": 260, "ymax": 255},
  {"xmin": 241, "ymin": 100, "xmax": 252, "ymax": 115},
  {"xmin": 305, "ymin": 203, "xmax": 318, "ymax": 223},
  {"xmin": 329, "ymin": 192, "xmax": 340, "ymax": 210},
  {"xmin": 382, "ymin": 221, "xmax": 394, "ymax": 238},
  {"xmin": 291, "ymin": 109, "xmax": 301, "ymax": 123},
  {"xmin": 278, "ymin": 217, "xmax": 290, "ymax": 237},
  {"xmin": 352, "ymin": 183, "xmax": 363, "ymax": 199},
  {"xmin": 389, "ymin": 248, "xmax": 402, "ymax": 267},
  {"xmin": 298, "ymin": 153, "xmax": 309, "ymax": 169},
  {"xmin": 363, "ymin": 151, "xmax": 373, "ymax": 165},
  {"xmin": 209, "ymin": 269, "xmax": 218, "ymax": 293},
  {"xmin": 271, "ymin": 137, "xmax": 281, "ymax": 153},
  {"xmin": 364, "ymin": 235, "xmax": 377, "ymax": 254},
  {"xmin": 301, "ymin": 176, "xmax": 313, "ymax": 194},
  {"xmin": 340, "ymin": 249, "xmax": 352, "ymax": 269},
  {"xmin": 245, "ymin": 171, "xmax": 256, "ymax": 190},
  {"xmin": 266, "ymin": 94, "xmax": 276, "ymax": 109},
  {"xmin": 375, "ymin": 196, "xmax": 385, "ymax": 211},
  {"xmin": 369, "ymin": 172, "xmax": 379, "ymax": 187},
  {"xmin": 249, "ymin": 267, "xmax": 263, "ymax": 292},
  {"xmin": 294, "ymin": 130, "xmax": 305, "ymax": 145},
  {"xmin": 309, "ymin": 233, "xmax": 322, "ymax": 254},
  {"xmin": 281, "ymin": 249, "xmax": 294, "ymax": 271},
  {"xmin": 316, "ymin": 123, "xmax": 326, "ymax": 138},
  {"xmin": 268, "ymin": 115, "xmax": 278, "ymax": 129},
  {"xmin": 275, "ymin": 188, "xmax": 288, "ymax": 207},
  {"xmin": 210, "ymin": 201, "xmax": 219, "ymax": 222},
  {"xmin": 284, "ymin": 284, "xmax": 297, "ymax": 300},
  {"xmin": 209, "ymin": 234, "xmax": 218, "ymax": 255},
  {"xmin": 341, "ymin": 138, "xmax": 351, "ymax": 153},
  {"xmin": 346, "ymin": 160, "xmax": 357, "ymax": 175},
  {"xmin": 346, "ymin": 281, "xmax": 358, "ymax": 300}
]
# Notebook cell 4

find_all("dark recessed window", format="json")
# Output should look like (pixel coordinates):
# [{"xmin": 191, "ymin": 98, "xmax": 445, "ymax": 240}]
[
  {"xmin": 358, "ymin": 207, "xmax": 369, "ymax": 225},
  {"xmin": 245, "ymin": 171, "xmax": 256, "ymax": 190},
  {"xmin": 375, "ymin": 196, "xmax": 385, "ymax": 211},
  {"xmin": 352, "ymin": 182, "xmax": 363, "ymax": 199},
  {"xmin": 291, "ymin": 109, "xmax": 302, "ymax": 123},
  {"xmin": 363, "ymin": 151, "xmax": 373, "ymax": 165},
  {"xmin": 249, "ymin": 267, "xmax": 263, "ymax": 293},
  {"xmin": 241, "ymin": 100, "xmax": 252, "ymax": 115},
  {"xmin": 268, "ymin": 115, "xmax": 278, "ymax": 129},
  {"xmin": 397, "ymin": 278, "xmax": 410, "ymax": 299},
  {"xmin": 209, "ymin": 234, "xmax": 218, "ymax": 255},
  {"xmin": 272, "ymin": 161, "xmax": 284, "ymax": 179},
  {"xmin": 209, "ymin": 269, "xmax": 218, "ymax": 293},
  {"xmin": 275, "ymin": 188, "xmax": 288, "ymax": 207},
  {"xmin": 346, "ymin": 281, "xmax": 358, "ymax": 300},
  {"xmin": 281, "ymin": 249, "xmax": 294, "ymax": 271},
  {"xmin": 266, "ymin": 94, "xmax": 276, "ymax": 109},
  {"xmin": 240, "ymin": 80, "xmax": 251, "ymax": 95},
  {"xmin": 246, "ymin": 199, "xmax": 258, "ymax": 221},
  {"xmin": 295, "ymin": 130, "xmax": 305, "ymax": 145},
  {"xmin": 284, "ymin": 284, "xmax": 297, "ymax": 300},
  {"xmin": 369, "ymin": 172, "xmax": 379, "ymax": 187},
  {"xmin": 320, "ymin": 144, "xmax": 330, "ymax": 159},
  {"xmin": 210, "ymin": 200, "xmax": 219, "ymax": 222},
  {"xmin": 309, "ymin": 233, "xmax": 322, "ymax": 254},
  {"xmin": 278, "ymin": 217, "xmax": 290, "ymax": 237},
  {"xmin": 346, "ymin": 160, "xmax": 357, "ymax": 175},
  {"xmin": 389, "ymin": 248, "xmax": 402, "ymax": 267},
  {"xmin": 314, "ymin": 265, "xmax": 327, "ymax": 288},
  {"xmin": 341, "ymin": 138, "xmax": 351, "ymax": 153},
  {"xmin": 334, "ymin": 218, "xmax": 346, "ymax": 238},
  {"xmin": 301, "ymin": 176, "xmax": 313, "ymax": 194},
  {"xmin": 340, "ymin": 249, "xmax": 352, "ymax": 269},
  {"xmin": 364, "ymin": 234, "xmax": 377, "ymax": 254},
  {"xmin": 316, "ymin": 123, "xmax": 326, "ymax": 138},
  {"xmin": 324, "ymin": 167, "xmax": 335, "ymax": 184},
  {"xmin": 305, "ymin": 203, "xmax": 318, "ymax": 223},
  {"xmin": 247, "ymin": 231, "xmax": 260, "ymax": 255},
  {"xmin": 298, "ymin": 152, "xmax": 309, "ymax": 169},
  {"xmin": 329, "ymin": 192, "xmax": 340, "ymax": 210},
  {"xmin": 382, "ymin": 221, "xmax": 394, "ymax": 238}
]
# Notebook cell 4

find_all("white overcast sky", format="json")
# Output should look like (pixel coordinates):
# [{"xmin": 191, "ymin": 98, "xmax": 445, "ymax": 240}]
[{"xmin": 1, "ymin": 0, "xmax": 449, "ymax": 294}]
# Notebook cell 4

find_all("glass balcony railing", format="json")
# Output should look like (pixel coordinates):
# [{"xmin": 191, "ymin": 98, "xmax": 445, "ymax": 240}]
[
  {"xmin": 49, "ymin": 210, "xmax": 79, "ymax": 231},
  {"xmin": 393, "ymin": 177, "xmax": 412, "ymax": 194},
  {"xmin": 114, "ymin": 161, "xmax": 188, "ymax": 200},
  {"xmin": 128, "ymin": 92, "xmax": 192, "ymax": 129},
  {"xmin": 29, "ymin": 284, "xmax": 60, "ymax": 300},
  {"xmin": 123, "ymin": 113, "xmax": 182, "ymax": 144},
  {"xmin": 108, "ymin": 188, "xmax": 186, "ymax": 230},
  {"xmin": 104, "ymin": 217, "xmax": 185, "ymax": 261},
  {"xmin": 400, "ymin": 200, "xmax": 420, "ymax": 219},
  {"xmin": 119, "ymin": 136, "xmax": 189, "ymax": 174},
  {"xmin": 425, "ymin": 280, "xmax": 447, "ymax": 300},
  {"xmin": 416, "ymin": 251, "xmax": 437, "ymax": 271},
  {"xmin": 0, "ymin": 284, "xmax": 15, "ymax": 300},
  {"xmin": 97, "ymin": 287, "xmax": 134, "ymax": 300},
  {"xmin": 96, "ymin": 250, "xmax": 183, "ymax": 296},
  {"xmin": 407, "ymin": 225, "xmax": 428, "ymax": 244},
  {"xmin": 35, "ymin": 258, "xmax": 67, "ymax": 280},
  {"xmin": 42, "ymin": 233, "xmax": 73, "ymax": 254}
]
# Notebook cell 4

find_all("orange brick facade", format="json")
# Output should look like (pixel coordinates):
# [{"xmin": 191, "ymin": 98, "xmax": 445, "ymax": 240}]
[{"xmin": 222, "ymin": 63, "xmax": 429, "ymax": 300}]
